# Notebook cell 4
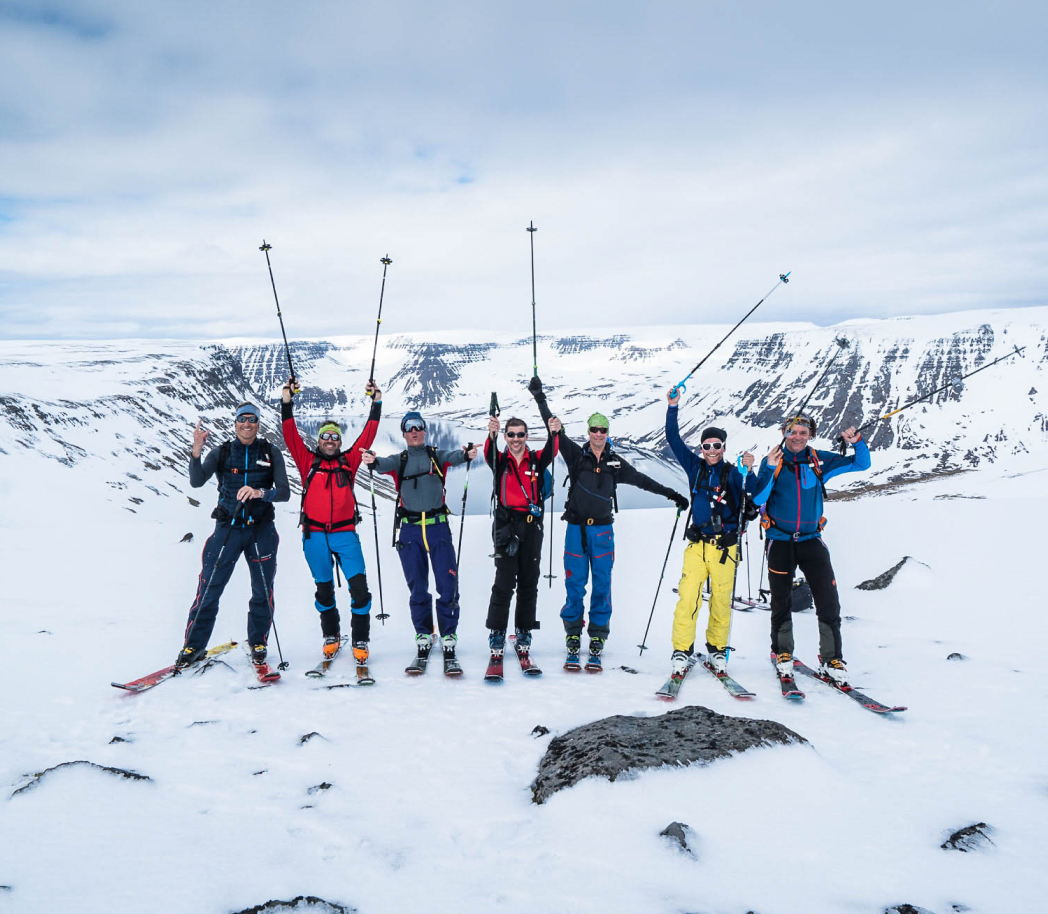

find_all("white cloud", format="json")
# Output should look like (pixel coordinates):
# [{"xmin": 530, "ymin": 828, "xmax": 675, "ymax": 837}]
[{"xmin": 1, "ymin": 0, "xmax": 1047, "ymax": 338}]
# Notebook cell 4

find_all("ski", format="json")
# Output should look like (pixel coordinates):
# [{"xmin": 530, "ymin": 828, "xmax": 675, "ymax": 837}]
[
  {"xmin": 732, "ymin": 597, "xmax": 767, "ymax": 611},
  {"xmin": 252, "ymin": 662, "xmax": 281, "ymax": 685},
  {"xmin": 655, "ymin": 654, "xmax": 701, "ymax": 701},
  {"xmin": 791, "ymin": 657, "xmax": 906, "ymax": 714},
  {"xmin": 515, "ymin": 645, "xmax": 542, "ymax": 677},
  {"xmin": 584, "ymin": 653, "xmax": 603, "ymax": 673},
  {"xmin": 564, "ymin": 648, "xmax": 582, "ymax": 672},
  {"xmin": 111, "ymin": 641, "xmax": 238, "ymax": 693},
  {"xmin": 443, "ymin": 653, "xmax": 464, "ymax": 677},
  {"xmin": 405, "ymin": 645, "xmax": 431, "ymax": 676},
  {"xmin": 771, "ymin": 653, "xmax": 805, "ymax": 700},
  {"xmin": 305, "ymin": 637, "xmax": 349, "ymax": 679},
  {"xmin": 484, "ymin": 651, "xmax": 504, "ymax": 683},
  {"xmin": 355, "ymin": 663, "xmax": 375, "ymax": 686},
  {"xmin": 697, "ymin": 652, "xmax": 756, "ymax": 700}
]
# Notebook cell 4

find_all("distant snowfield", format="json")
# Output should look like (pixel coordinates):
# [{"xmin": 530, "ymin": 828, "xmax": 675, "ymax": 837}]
[{"xmin": 1, "ymin": 449, "xmax": 1046, "ymax": 914}]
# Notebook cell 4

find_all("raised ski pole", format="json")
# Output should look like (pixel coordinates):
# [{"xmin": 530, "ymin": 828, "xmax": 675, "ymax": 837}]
[
  {"xmin": 259, "ymin": 241, "xmax": 299, "ymax": 395},
  {"xmin": 671, "ymin": 272, "xmax": 791, "ymax": 397},
  {"xmin": 455, "ymin": 442, "xmax": 474, "ymax": 602},
  {"xmin": 368, "ymin": 466, "xmax": 388, "ymax": 623},
  {"xmin": 779, "ymin": 337, "xmax": 851, "ymax": 448},
  {"xmin": 637, "ymin": 506, "xmax": 684, "ymax": 656},
  {"xmin": 527, "ymin": 221, "xmax": 538, "ymax": 376},
  {"xmin": 835, "ymin": 344, "xmax": 1027, "ymax": 454},
  {"xmin": 367, "ymin": 256, "xmax": 393, "ymax": 398}
]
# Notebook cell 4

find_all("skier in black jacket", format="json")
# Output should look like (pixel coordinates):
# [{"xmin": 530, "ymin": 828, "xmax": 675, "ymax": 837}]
[{"xmin": 529, "ymin": 377, "xmax": 688, "ymax": 668}]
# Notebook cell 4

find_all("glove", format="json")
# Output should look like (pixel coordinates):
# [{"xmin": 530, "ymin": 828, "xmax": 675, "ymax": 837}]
[
  {"xmin": 528, "ymin": 376, "xmax": 543, "ymax": 395},
  {"xmin": 673, "ymin": 493, "xmax": 690, "ymax": 511}
]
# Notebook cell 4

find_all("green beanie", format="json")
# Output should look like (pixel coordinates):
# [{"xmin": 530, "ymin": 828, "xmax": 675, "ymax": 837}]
[{"xmin": 587, "ymin": 412, "xmax": 609, "ymax": 429}]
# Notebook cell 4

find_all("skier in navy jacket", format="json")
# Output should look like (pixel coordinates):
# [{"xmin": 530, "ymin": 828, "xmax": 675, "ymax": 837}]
[
  {"xmin": 752, "ymin": 413, "xmax": 868, "ymax": 685},
  {"xmin": 179, "ymin": 404, "xmax": 290, "ymax": 670}
]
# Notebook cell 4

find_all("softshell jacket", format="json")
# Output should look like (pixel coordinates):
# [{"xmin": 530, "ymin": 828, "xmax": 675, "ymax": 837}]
[
  {"xmin": 665, "ymin": 405, "xmax": 755, "ymax": 536},
  {"xmin": 189, "ymin": 437, "xmax": 290, "ymax": 526},
  {"xmin": 484, "ymin": 433, "xmax": 558, "ymax": 513},
  {"xmin": 281, "ymin": 399, "xmax": 381, "ymax": 533},
  {"xmin": 373, "ymin": 445, "xmax": 468, "ymax": 514},
  {"xmin": 753, "ymin": 440, "xmax": 870, "ymax": 541}
]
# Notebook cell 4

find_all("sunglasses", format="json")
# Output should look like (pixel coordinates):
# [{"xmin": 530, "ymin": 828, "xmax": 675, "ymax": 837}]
[
  {"xmin": 236, "ymin": 415, "xmax": 259, "ymax": 424},
  {"xmin": 403, "ymin": 422, "xmax": 426, "ymax": 433},
  {"xmin": 505, "ymin": 431, "xmax": 527, "ymax": 439},
  {"xmin": 319, "ymin": 432, "xmax": 341, "ymax": 442},
  {"xmin": 701, "ymin": 442, "xmax": 724, "ymax": 451},
  {"xmin": 589, "ymin": 426, "xmax": 608, "ymax": 435}
]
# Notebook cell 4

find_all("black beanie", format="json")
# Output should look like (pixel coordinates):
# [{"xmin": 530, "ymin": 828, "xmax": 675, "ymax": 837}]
[{"xmin": 701, "ymin": 427, "xmax": 727, "ymax": 443}]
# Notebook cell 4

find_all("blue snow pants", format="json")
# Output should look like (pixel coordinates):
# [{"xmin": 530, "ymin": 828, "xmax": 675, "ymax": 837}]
[
  {"xmin": 302, "ymin": 529, "xmax": 371, "ymax": 616},
  {"xmin": 184, "ymin": 521, "xmax": 278, "ymax": 651},
  {"xmin": 561, "ymin": 522, "xmax": 614, "ymax": 639},
  {"xmin": 396, "ymin": 520, "xmax": 459, "ymax": 636}
]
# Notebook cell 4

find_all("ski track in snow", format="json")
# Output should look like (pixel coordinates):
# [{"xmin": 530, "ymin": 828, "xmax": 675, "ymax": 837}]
[{"xmin": 1, "ymin": 449, "xmax": 1047, "ymax": 913}]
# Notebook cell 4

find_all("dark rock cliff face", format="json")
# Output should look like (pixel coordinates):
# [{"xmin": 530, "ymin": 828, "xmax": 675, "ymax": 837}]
[{"xmin": 385, "ymin": 339, "xmax": 498, "ymax": 408}]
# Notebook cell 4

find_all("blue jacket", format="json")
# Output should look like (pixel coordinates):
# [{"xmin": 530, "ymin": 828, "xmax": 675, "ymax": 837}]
[
  {"xmin": 753, "ymin": 440, "xmax": 870, "ymax": 541},
  {"xmin": 666, "ymin": 406, "xmax": 755, "ymax": 536},
  {"xmin": 190, "ymin": 437, "xmax": 290, "ymax": 527}
]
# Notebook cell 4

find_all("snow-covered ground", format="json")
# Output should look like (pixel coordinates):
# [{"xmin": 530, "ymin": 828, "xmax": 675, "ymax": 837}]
[{"xmin": 1, "ymin": 442, "xmax": 1046, "ymax": 914}]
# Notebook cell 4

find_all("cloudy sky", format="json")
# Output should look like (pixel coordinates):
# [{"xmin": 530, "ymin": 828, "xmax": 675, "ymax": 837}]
[{"xmin": 1, "ymin": 1, "xmax": 1046, "ymax": 340}]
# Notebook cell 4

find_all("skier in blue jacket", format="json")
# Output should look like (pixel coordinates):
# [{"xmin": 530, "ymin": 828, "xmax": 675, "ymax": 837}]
[{"xmin": 752, "ymin": 413, "xmax": 868, "ymax": 685}]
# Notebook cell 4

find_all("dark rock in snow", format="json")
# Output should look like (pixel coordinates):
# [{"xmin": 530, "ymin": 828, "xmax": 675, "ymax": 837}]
[
  {"xmin": 856, "ymin": 556, "xmax": 924, "ymax": 590},
  {"xmin": 11, "ymin": 760, "xmax": 151, "ymax": 798},
  {"xmin": 659, "ymin": 821, "xmax": 694, "ymax": 856},
  {"xmin": 531, "ymin": 725, "xmax": 550, "ymax": 738},
  {"xmin": 884, "ymin": 906, "xmax": 937, "ymax": 914},
  {"xmin": 187, "ymin": 496, "xmax": 201, "ymax": 507},
  {"xmin": 189, "ymin": 720, "xmax": 218, "ymax": 727},
  {"xmin": 299, "ymin": 732, "xmax": 324, "ymax": 745},
  {"xmin": 252, "ymin": 770, "xmax": 267, "ymax": 776},
  {"xmin": 947, "ymin": 652, "xmax": 967, "ymax": 661},
  {"xmin": 531, "ymin": 705, "xmax": 806, "ymax": 804},
  {"xmin": 230, "ymin": 897, "xmax": 355, "ymax": 914},
  {"xmin": 619, "ymin": 665, "xmax": 638, "ymax": 674},
  {"xmin": 180, "ymin": 532, "xmax": 193, "ymax": 543},
  {"xmin": 109, "ymin": 736, "xmax": 130, "ymax": 744},
  {"xmin": 307, "ymin": 782, "xmax": 332, "ymax": 795},
  {"xmin": 941, "ymin": 822, "xmax": 994, "ymax": 852}
]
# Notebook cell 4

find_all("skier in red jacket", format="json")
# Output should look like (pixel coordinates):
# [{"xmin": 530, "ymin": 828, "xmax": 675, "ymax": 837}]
[{"xmin": 281, "ymin": 377, "xmax": 382, "ymax": 662}]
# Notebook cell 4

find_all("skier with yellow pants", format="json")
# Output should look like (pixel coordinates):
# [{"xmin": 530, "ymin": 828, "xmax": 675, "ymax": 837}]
[{"xmin": 665, "ymin": 388, "xmax": 755, "ymax": 679}]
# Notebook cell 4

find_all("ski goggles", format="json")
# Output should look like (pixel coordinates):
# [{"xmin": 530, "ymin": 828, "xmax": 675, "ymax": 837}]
[
  {"xmin": 318, "ymin": 432, "xmax": 341, "ymax": 441},
  {"xmin": 589, "ymin": 426, "xmax": 609, "ymax": 434},
  {"xmin": 701, "ymin": 442, "xmax": 724, "ymax": 451},
  {"xmin": 402, "ymin": 421, "xmax": 426, "ymax": 433}
]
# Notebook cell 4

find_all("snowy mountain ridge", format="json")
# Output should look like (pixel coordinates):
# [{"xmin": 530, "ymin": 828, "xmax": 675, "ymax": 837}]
[{"xmin": 2, "ymin": 305, "xmax": 1046, "ymax": 514}]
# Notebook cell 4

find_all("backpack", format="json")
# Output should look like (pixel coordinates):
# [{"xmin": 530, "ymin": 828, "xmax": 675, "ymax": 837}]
[
  {"xmin": 392, "ymin": 446, "xmax": 449, "ymax": 545},
  {"xmin": 299, "ymin": 451, "xmax": 358, "ymax": 537},
  {"xmin": 494, "ymin": 448, "xmax": 553, "ymax": 509}
]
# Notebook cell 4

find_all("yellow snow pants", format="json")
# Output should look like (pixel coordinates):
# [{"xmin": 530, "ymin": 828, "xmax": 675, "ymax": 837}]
[{"xmin": 671, "ymin": 541, "xmax": 738, "ymax": 653}]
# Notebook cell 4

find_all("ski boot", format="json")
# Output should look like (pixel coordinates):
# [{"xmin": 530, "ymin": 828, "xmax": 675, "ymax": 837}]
[
  {"xmin": 671, "ymin": 649, "xmax": 690, "ymax": 680},
  {"xmin": 250, "ymin": 644, "xmax": 268, "ymax": 665},
  {"xmin": 585, "ymin": 637, "xmax": 605, "ymax": 672},
  {"xmin": 443, "ymin": 634, "xmax": 463, "ymax": 676},
  {"xmin": 485, "ymin": 630, "xmax": 505, "ymax": 682},
  {"xmin": 406, "ymin": 633, "xmax": 433, "ymax": 675},
  {"xmin": 708, "ymin": 649, "xmax": 728, "ymax": 674},
  {"xmin": 323, "ymin": 636, "xmax": 342, "ymax": 660},
  {"xmin": 564, "ymin": 634, "xmax": 582, "ymax": 671},
  {"xmin": 175, "ymin": 646, "xmax": 206, "ymax": 669},
  {"xmin": 818, "ymin": 656, "xmax": 849, "ymax": 686}
]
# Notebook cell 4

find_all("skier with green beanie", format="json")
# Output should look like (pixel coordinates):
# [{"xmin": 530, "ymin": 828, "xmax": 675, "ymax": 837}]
[{"xmin": 528, "ymin": 377, "xmax": 689, "ymax": 670}]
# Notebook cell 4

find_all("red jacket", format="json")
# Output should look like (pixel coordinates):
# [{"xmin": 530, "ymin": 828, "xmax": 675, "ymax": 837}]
[
  {"xmin": 484, "ymin": 433, "xmax": 558, "ymax": 511},
  {"xmin": 281, "ymin": 400, "xmax": 381, "ymax": 532}
]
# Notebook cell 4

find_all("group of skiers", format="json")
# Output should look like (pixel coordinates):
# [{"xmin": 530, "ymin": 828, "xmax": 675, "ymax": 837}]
[{"xmin": 178, "ymin": 372, "xmax": 869, "ymax": 689}]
